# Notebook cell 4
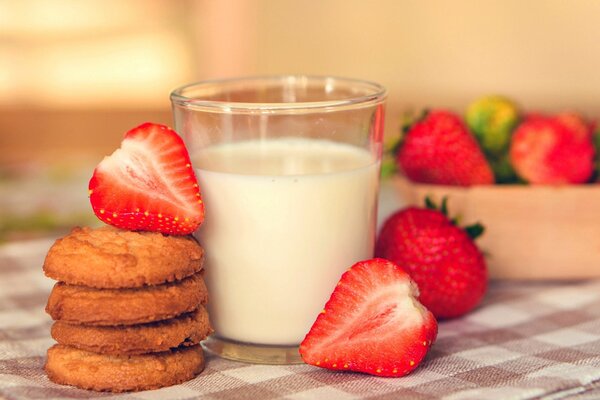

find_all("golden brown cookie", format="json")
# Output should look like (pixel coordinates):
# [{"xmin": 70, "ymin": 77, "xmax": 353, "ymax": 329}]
[
  {"xmin": 43, "ymin": 226, "xmax": 204, "ymax": 289},
  {"xmin": 51, "ymin": 306, "xmax": 212, "ymax": 355},
  {"xmin": 45, "ymin": 344, "xmax": 204, "ymax": 392},
  {"xmin": 46, "ymin": 273, "xmax": 208, "ymax": 325}
]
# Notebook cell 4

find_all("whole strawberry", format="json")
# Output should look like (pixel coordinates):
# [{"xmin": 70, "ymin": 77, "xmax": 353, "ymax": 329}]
[
  {"xmin": 510, "ymin": 113, "xmax": 595, "ymax": 184},
  {"xmin": 375, "ymin": 199, "xmax": 487, "ymax": 319},
  {"xmin": 300, "ymin": 258, "xmax": 437, "ymax": 377},
  {"xmin": 466, "ymin": 95, "xmax": 520, "ymax": 157},
  {"xmin": 397, "ymin": 110, "xmax": 494, "ymax": 186}
]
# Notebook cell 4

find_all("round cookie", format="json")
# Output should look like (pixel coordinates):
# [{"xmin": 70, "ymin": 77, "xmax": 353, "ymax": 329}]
[
  {"xmin": 43, "ymin": 226, "xmax": 204, "ymax": 289},
  {"xmin": 45, "ymin": 344, "xmax": 204, "ymax": 392},
  {"xmin": 51, "ymin": 306, "xmax": 212, "ymax": 355},
  {"xmin": 46, "ymin": 273, "xmax": 208, "ymax": 325}
]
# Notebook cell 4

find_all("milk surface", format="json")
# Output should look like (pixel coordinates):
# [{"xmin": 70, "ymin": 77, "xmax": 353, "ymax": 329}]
[{"xmin": 194, "ymin": 138, "xmax": 380, "ymax": 345}]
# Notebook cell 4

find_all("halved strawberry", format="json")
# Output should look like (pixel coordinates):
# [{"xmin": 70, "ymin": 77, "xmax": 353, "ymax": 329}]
[
  {"xmin": 89, "ymin": 122, "xmax": 204, "ymax": 235},
  {"xmin": 299, "ymin": 258, "xmax": 437, "ymax": 377}
]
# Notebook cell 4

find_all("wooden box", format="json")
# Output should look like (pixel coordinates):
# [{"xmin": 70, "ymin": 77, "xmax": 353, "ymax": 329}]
[{"xmin": 393, "ymin": 176, "xmax": 600, "ymax": 280}]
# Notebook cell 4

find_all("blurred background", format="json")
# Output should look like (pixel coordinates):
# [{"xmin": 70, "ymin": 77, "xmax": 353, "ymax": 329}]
[{"xmin": 2, "ymin": 0, "xmax": 600, "ymax": 241}]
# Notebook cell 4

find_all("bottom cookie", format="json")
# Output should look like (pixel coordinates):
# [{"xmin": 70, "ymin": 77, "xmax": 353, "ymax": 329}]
[{"xmin": 45, "ymin": 344, "xmax": 204, "ymax": 392}]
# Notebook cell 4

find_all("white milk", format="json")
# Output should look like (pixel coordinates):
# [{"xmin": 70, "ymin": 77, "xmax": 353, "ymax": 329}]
[{"xmin": 194, "ymin": 138, "xmax": 380, "ymax": 345}]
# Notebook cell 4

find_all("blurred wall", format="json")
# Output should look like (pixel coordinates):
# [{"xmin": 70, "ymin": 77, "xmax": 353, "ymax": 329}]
[
  {"xmin": 0, "ymin": 0, "xmax": 196, "ymax": 164},
  {"xmin": 2, "ymin": 0, "xmax": 600, "ymax": 164},
  {"xmin": 197, "ymin": 0, "xmax": 600, "ymax": 138},
  {"xmin": 0, "ymin": 0, "xmax": 196, "ymax": 109}
]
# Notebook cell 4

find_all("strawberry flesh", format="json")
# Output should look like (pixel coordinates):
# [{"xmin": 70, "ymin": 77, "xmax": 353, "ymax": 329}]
[
  {"xmin": 299, "ymin": 258, "xmax": 437, "ymax": 377},
  {"xmin": 89, "ymin": 122, "xmax": 204, "ymax": 235}
]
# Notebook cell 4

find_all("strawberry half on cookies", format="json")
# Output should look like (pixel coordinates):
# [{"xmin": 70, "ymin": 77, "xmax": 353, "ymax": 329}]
[
  {"xmin": 89, "ymin": 123, "xmax": 204, "ymax": 235},
  {"xmin": 45, "ymin": 123, "xmax": 210, "ymax": 392},
  {"xmin": 300, "ymin": 259, "xmax": 437, "ymax": 377}
]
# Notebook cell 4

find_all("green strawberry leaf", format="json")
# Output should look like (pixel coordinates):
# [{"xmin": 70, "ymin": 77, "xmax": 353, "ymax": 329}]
[
  {"xmin": 424, "ymin": 196, "xmax": 437, "ymax": 210},
  {"xmin": 380, "ymin": 159, "xmax": 397, "ymax": 178},
  {"xmin": 464, "ymin": 223, "xmax": 485, "ymax": 240},
  {"xmin": 404, "ymin": 109, "xmax": 429, "ymax": 130},
  {"xmin": 440, "ymin": 197, "xmax": 449, "ymax": 216},
  {"xmin": 424, "ymin": 196, "xmax": 450, "ymax": 217},
  {"xmin": 423, "ymin": 196, "xmax": 485, "ymax": 240},
  {"xmin": 593, "ymin": 128, "xmax": 600, "ymax": 181}
]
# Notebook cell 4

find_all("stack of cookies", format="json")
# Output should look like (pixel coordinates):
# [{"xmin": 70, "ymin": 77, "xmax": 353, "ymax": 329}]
[{"xmin": 43, "ymin": 226, "xmax": 212, "ymax": 392}]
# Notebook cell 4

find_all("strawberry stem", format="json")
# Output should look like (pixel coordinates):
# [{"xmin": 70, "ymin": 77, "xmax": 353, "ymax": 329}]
[
  {"xmin": 424, "ymin": 196, "xmax": 449, "ymax": 217},
  {"xmin": 397, "ymin": 109, "xmax": 430, "ymax": 155},
  {"xmin": 424, "ymin": 196, "xmax": 438, "ymax": 211},
  {"xmin": 464, "ymin": 223, "xmax": 485, "ymax": 240},
  {"xmin": 401, "ymin": 109, "xmax": 429, "ymax": 134},
  {"xmin": 440, "ymin": 197, "xmax": 448, "ymax": 216},
  {"xmin": 423, "ymin": 196, "xmax": 485, "ymax": 240}
]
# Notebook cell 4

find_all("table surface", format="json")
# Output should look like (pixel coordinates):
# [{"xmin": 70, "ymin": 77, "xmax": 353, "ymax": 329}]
[{"xmin": 1, "ymin": 238, "xmax": 600, "ymax": 400}]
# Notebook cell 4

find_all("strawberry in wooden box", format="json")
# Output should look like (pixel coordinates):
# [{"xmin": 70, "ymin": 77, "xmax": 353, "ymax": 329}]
[{"xmin": 389, "ymin": 96, "xmax": 600, "ymax": 280}]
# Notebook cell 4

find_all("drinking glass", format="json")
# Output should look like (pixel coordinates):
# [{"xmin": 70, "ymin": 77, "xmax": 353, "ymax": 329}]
[{"xmin": 171, "ymin": 76, "xmax": 386, "ymax": 364}]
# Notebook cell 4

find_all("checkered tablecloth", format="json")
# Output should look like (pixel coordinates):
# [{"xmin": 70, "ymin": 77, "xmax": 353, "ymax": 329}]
[{"xmin": 1, "ymin": 239, "xmax": 600, "ymax": 400}]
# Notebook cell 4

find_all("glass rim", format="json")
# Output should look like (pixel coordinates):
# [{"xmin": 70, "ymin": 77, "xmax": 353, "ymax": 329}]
[{"xmin": 170, "ymin": 75, "xmax": 387, "ymax": 112}]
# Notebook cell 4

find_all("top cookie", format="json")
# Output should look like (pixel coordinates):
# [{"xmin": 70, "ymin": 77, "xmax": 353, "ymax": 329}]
[{"xmin": 44, "ymin": 226, "xmax": 203, "ymax": 288}]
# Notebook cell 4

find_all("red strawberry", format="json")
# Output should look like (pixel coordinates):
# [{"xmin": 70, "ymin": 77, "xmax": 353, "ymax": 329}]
[
  {"xmin": 510, "ymin": 113, "xmax": 595, "ymax": 184},
  {"xmin": 299, "ymin": 258, "xmax": 437, "ymax": 377},
  {"xmin": 397, "ymin": 110, "xmax": 494, "ymax": 186},
  {"xmin": 89, "ymin": 122, "xmax": 204, "ymax": 235},
  {"xmin": 375, "ymin": 200, "xmax": 487, "ymax": 319}
]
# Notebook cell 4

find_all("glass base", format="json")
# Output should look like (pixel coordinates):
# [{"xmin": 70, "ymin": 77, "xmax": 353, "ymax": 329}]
[{"xmin": 203, "ymin": 336, "xmax": 304, "ymax": 365}]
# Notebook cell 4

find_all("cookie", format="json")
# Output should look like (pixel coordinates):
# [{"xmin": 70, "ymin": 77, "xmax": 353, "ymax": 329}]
[
  {"xmin": 43, "ymin": 226, "xmax": 204, "ymax": 289},
  {"xmin": 46, "ymin": 273, "xmax": 208, "ymax": 325},
  {"xmin": 51, "ymin": 306, "xmax": 212, "ymax": 355},
  {"xmin": 45, "ymin": 344, "xmax": 204, "ymax": 392}
]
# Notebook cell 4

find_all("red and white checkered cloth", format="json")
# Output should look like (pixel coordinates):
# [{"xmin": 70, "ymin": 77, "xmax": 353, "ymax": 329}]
[{"xmin": 1, "ymin": 239, "xmax": 599, "ymax": 400}]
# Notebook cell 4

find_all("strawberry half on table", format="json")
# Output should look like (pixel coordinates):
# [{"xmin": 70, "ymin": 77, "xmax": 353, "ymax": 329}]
[
  {"xmin": 300, "ymin": 258, "xmax": 437, "ymax": 377},
  {"xmin": 89, "ymin": 122, "xmax": 204, "ymax": 235}
]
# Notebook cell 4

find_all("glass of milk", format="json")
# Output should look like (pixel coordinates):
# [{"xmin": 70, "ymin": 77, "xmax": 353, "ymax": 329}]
[{"xmin": 171, "ymin": 76, "xmax": 386, "ymax": 364}]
